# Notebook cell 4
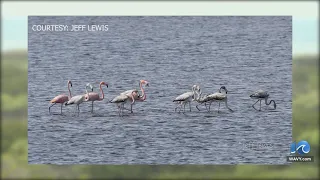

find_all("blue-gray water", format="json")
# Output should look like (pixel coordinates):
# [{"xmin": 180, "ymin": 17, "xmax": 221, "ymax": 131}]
[{"xmin": 28, "ymin": 16, "xmax": 292, "ymax": 164}]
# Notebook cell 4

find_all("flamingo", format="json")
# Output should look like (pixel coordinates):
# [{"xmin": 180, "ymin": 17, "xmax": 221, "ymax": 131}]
[
  {"xmin": 250, "ymin": 90, "xmax": 276, "ymax": 111},
  {"xmin": 173, "ymin": 85, "xmax": 198, "ymax": 113},
  {"xmin": 65, "ymin": 85, "xmax": 92, "ymax": 116},
  {"xmin": 194, "ymin": 87, "xmax": 211, "ymax": 111},
  {"xmin": 49, "ymin": 80, "xmax": 72, "ymax": 114},
  {"xmin": 85, "ymin": 81, "xmax": 108, "ymax": 113},
  {"xmin": 120, "ymin": 80, "xmax": 149, "ymax": 113},
  {"xmin": 205, "ymin": 86, "xmax": 234, "ymax": 113},
  {"xmin": 110, "ymin": 91, "xmax": 137, "ymax": 116}
]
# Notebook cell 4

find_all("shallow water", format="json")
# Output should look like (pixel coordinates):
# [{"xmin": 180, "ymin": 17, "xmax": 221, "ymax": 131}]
[{"xmin": 28, "ymin": 16, "xmax": 292, "ymax": 164}]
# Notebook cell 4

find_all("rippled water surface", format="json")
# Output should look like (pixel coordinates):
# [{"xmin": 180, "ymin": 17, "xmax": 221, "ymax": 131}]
[{"xmin": 28, "ymin": 16, "xmax": 292, "ymax": 164}]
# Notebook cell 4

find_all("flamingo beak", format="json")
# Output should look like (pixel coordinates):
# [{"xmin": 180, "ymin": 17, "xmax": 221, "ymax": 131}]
[
  {"xmin": 106, "ymin": 84, "xmax": 109, "ymax": 88},
  {"xmin": 146, "ymin": 83, "xmax": 149, "ymax": 87}
]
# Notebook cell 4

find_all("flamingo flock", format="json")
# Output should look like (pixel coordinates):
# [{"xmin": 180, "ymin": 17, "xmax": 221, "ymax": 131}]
[
  {"xmin": 48, "ymin": 80, "xmax": 277, "ymax": 117},
  {"xmin": 174, "ymin": 85, "xmax": 276, "ymax": 113},
  {"xmin": 48, "ymin": 80, "xmax": 149, "ymax": 116}
]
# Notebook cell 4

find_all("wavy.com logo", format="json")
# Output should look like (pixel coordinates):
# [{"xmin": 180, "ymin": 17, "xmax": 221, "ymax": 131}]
[{"xmin": 290, "ymin": 140, "xmax": 310, "ymax": 155}]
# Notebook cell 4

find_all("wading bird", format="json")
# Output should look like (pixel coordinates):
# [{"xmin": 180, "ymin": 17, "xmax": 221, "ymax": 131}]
[
  {"xmin": 250, "ymin": 89, "xmax": 276, "ymax": 111},
  {"xmin": 84, "ymin": 81, "xmax": 108, "ymax": 113},
  {"xmin": 204, "ymin": 86, "xmax": 234, "ymax": 113},
  {"xmin": 194, "ymin": 87, "xmax": 211, "ymax": 111},
  {"xmin": 65, "ymin": 85, "xmax": 92, "ymax": 116},
  {"xmin": 120, "ymin": 80, "xmax": 149, "ymax": 113},
  {"xmin": 173, "ymin": 85, "xmax": 198, "ymax": 113},
  {"xmin": 110, "ymin": 91, "xmax": 137, "ymax": 116},
  {"xmin": 49, "ymin": 80, "xmax": 72, "ymax": 114}
]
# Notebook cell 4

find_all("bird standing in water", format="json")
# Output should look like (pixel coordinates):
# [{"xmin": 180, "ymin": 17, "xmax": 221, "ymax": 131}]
[
  {"xmin": 65, "ymin": 84, "xmax": 92, "ymax": 116},
  {"xmin": 85, "ymin": 81, "xmax": 108, "ymax": 113},
  {"xmin": 110, "ymin": 91, "xmax": 137, "ymax": 116},
  {"xmin": 203, "ymin": 86, "xmax": 233, "ymax": 113},
  {"xmin": 49, "ymin": 80, "xmax": 72, "ymax": 114},
  {"xmin": 173, "ymin": 85, "xmax": 198, "ymax": 113},
  {"xmin": 250, "ymin": 90, "xmax": 276, "ymax": 111},
  {"xmin": 120, "ymin": 80, "xmax": 149, "ymax": 113}
]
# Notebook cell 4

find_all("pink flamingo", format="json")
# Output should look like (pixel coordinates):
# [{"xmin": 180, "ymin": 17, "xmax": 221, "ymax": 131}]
[
  {"xmin": 49, "ymin": 80, "xmax": 72, "ymax": 114},
  {"xmin": 85, "ymin": 81, "xmax": 108, "ymax": 113},
  {"xmin": 120, "ymin": 80, "xmax": 149, "ymax": 113}
]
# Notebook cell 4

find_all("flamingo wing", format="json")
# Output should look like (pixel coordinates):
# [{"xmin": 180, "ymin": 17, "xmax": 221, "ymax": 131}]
[
  {"xmin": 207, "ymin": 93, "xmax": 226, "ymax": 100},
  {"xmin": 87, "ymin": 92, "xmax": 100, "ymax": 101},
  {"xmin": 65, "ymin": 95, "xmax": 84, "ymax": 105},
  {"xmin": 110, "ymin": 94, "xmax": 129, "ymax": 103},
  {"xmin": 120, "ymin": 89, "xmax": 140, "ymax": 99},
  {"xmin": 50, "ymin": 94, "xmax": 69, "ymax": 103},
  {"xmin": 173, "ymin": 91, "xmax": 193, "ymax": 102},
  {"xmin": 120, "ymin": 89, "xmax": 135, "ymax": 95},
  {"xmin": 250, "ymin": 90, "xmax": 269, "ymax": 98}
]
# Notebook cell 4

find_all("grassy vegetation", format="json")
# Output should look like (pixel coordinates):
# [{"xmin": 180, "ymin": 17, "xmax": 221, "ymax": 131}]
[
  {"xmin": 1, "ymin": 50, "xmax": 319, "ymax": 179},
  {"xmin": 1, "ymin": 51, "xmax": 28, "ymax": 117}
]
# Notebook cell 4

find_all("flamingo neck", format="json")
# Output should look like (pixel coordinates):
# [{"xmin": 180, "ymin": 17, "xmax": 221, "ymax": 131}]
[
  {"xmin": 265, "ymin": 98, "xmax": 274, "ymax": 105},
  {"xmin": 140, "ymin": 82, "xmax": 146, "ymax": 101},
  {"xmin": 99, "ymin": 84, "xmax": 104, "ymax": 100},
  {"xmin": 68, "ymin": 83, "xmax": 72, "ymax": 99},
  {"xmin": 131, "ymin": 92, "xmax": 135, "ymax": 104},
  {"xmin": 199, "ymin": 93, "xmax": 206, "ymax": 102},
  {"xmin": 192, "ymin": 88, "xmax": 196, "ymax": 100},
  {"xmin": 265, "ymin": 98, "xmax": 270, "ymax": 105},
  {"xmin": 196, "ymin": 92, "xmax": 200, "ymax": 101}
]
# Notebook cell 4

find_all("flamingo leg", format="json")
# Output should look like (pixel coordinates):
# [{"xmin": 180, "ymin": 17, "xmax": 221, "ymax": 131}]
[
  {"xmin": 121, "ymin": 103, "xmax": 125, "ymax": 116},
  {"xmin": 218, "ymin": 102, "xmax": 220, "ymax": 113},
  {"xmin": 225, "ymin": 100, "xmax": 233, "ymax": 112},
  {"xmin": 252, "ymin": 100, "xmax": 259, "ymax": 111},
  {"xmin": 60, "ymin": 103, "xmax": 63, "ymax": 114},
  {"xmin": 119, "ymin": 103, "xmax": 123, "ymax": 117},
  {"xmin": 91, "ymin": 101, "xmax": 94, "ymax": 113},
  {"xmin": 259, "ymin": 100, "xmax": 262, "ymax": 111},
  {"xmin": 196, "ymin": 104, "xmax": 201, "ymax": 111},
  {"xmin": 204, "ymin": 103, "xmax": 209, "ymax": 111},
  {"xmin": 73, "ymin": 106, "xmax": 77, "ymax": 116},
  {"xmin": 189, "ymin": 101, "xmax": 191, "ymax": 112},
  {"xmin": 178, "ymin": 103, "xmax": 183, "ymax": 113},
  {"xmin": 196, "ymin": 102, "xmax": 207, "ymax": 111},
  {"xmin": 130, "ymin": 104, "xmax": 133, "ymax": 113},
  {"xmin": 49, "ymin": 103, "xmax": 56, "ymax": 114},
  {"xmin": 208, "ymin": 102, "xmax": 212, "ymax": 112},
  {"xmin": 77, "ymin": 105, "xmax": 80, "ymax": 116},
  {"xmin": 183, "ymin": 102, "xmax": 186, "ymax": 112},
  {"xmin": 174, "ymin": 103, "xmax": 181, "ymax": 112},
  {"xmin": 117, "ymin": 104, "xmax": 121, "ymax": 116}
]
